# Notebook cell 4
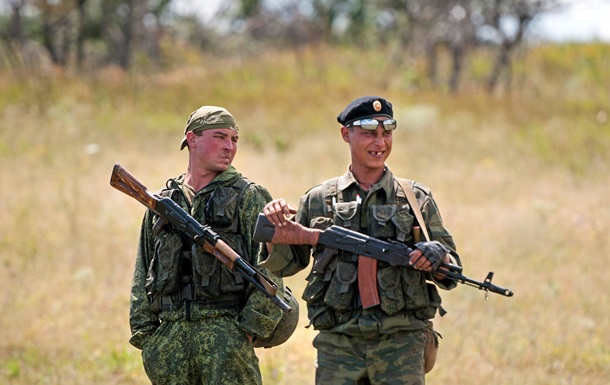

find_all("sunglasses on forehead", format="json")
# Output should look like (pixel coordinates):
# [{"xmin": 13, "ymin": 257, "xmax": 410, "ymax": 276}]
[{"xmin": 347, "ymin": 118, "xmax": 397, "ymax": 131}]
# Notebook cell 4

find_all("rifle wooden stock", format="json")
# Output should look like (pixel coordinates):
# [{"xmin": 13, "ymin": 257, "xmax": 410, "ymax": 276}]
[
  {"xmin": 110, "ymin": 164, "xmax": 159, "ymax": 210},
  {"xmin": 110, "ymin": 164, "xmax": 291, "ymax": 311}
]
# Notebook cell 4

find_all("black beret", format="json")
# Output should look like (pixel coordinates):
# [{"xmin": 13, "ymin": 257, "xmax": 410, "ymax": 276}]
[{"xmin": 337, "ymin": 96, "xmax": 393, "ymax": 126}]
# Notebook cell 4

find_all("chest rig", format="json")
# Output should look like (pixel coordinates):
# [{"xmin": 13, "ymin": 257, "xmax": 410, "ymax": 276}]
[
  {"xmin": 302, "ymin": 176, "xmax": 441, "ymax": 330},
  {"xmin": 321, "ymin": 177, "xmax": 411, "ymax": 229},
  {"xmin": 324, "ymin": 177, "xmax": 411, "ymax": 308},
  {"xmin": 147, "ymin": 177, "xmax": 253, "ymax": 312}
]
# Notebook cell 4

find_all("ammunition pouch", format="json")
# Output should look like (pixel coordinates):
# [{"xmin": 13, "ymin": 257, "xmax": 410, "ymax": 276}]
[
  {"xmin": 190, "ymin": 237, "xmax": 247, "ymax": 300},
  {"xmin": 323, "ymin": 256, "xmax": 358, "ymax": 312},
  {"xmin": 377, "ymin": 264, "xmax": 405, "ymax": 315},
  {"xmin": 303, "ymin": 251, "xmax": 335, "ymax": 330},
  {"xmin": 369, "ymin": 204, "xmax": 414, "ymax": 242},
  {"xmin": 147, "ymin": 230, "xmax": 183, "ymax": 299},
  {"xmin": 424, "ymin": 321, "xmax": 441, "ymax": 373},
  {"xmin": 332, "ymin": 201, "xmax": 360, "ymax": 229}
]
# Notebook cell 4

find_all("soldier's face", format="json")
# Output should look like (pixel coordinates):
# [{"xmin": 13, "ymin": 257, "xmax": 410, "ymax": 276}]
[
  {"xmin": 341, "ymin": 119, "xmax": 392, "ymax": 171},
  {"xmin": 188, "ymin": 128, "xmax": 238, "ymax": 173}
]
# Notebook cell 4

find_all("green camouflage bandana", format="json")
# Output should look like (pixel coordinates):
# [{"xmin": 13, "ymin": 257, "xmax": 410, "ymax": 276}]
[{"xmin": 180, "ymin": 106, "xmax": 238, "ymax": 150}]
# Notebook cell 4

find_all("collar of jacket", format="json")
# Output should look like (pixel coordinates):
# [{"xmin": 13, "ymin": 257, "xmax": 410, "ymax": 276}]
[
  {"xmin": 337, "ymin": 165, "xmax": 394, "ymax": 196},
  {"xmin": 173, "ymin": 165, "xmax": 243, "ymax": 195}
]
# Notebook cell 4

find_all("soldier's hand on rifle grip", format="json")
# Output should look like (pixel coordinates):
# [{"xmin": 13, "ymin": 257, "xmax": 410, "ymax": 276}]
[
  {"xmin": 408, "ymin": 249, "xmax": 429, "ymax": 271},
  {"xmin": 263, "ymin": 199, "xmax": 297, "ymax": 227},
  {"xmin": 410, "ymin": 241, "xmax": 449, "ymax": 273}
]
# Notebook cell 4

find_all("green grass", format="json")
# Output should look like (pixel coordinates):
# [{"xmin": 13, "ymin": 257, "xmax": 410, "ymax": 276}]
[{"xmin": 1, "ymin": 43, "xmax": 609, "ymax": 384}]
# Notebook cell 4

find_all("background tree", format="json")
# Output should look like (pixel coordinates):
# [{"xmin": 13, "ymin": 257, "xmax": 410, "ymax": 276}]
[
  {"xmin": 475, "ymin": 0, "xmax": 559, "ymax": 92},
  {"xmin": 0, "ymin": 0, "xmax": 574, "ymax": 92}
]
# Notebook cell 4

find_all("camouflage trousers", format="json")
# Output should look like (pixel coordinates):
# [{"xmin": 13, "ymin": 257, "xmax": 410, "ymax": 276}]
[
  {"xmin": 313, "ymin": 329, "xmax": 426, "ymax": 385},
  {"xmin": 141, "ymin": 316, "xmax": 261, "ymax": 385}
]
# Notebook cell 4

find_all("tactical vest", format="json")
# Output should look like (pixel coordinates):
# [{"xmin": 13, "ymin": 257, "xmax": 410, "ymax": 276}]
[
  {"xmin": 145, "ymin": 177, "xmax": 253, "ymax": 312},
  {"xmin": 302, "ymin": 177, "xmax": 442, "ymax": 330},
  {"xmin": 145, "ymin": 177, "xmax": 300, "ymax": 348}
]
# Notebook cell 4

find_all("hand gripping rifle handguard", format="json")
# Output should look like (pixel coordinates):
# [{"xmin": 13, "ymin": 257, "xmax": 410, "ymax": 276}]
[
  {"xmin": 254, "ymin": 214, "xmax": 514, "ymax": 298},
  {"xmin": 110, "ymin": 164, "xmax": 292, "ymax": 312}
]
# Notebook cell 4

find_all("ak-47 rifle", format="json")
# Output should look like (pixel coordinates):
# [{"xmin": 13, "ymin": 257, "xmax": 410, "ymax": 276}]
[
  {"xmin": 253, "ymin": 214, "xmax": 513, "ymax": 298},
  {"xmin": 110, "ymin": 164, "xmax": 292, "ymax": 312}
]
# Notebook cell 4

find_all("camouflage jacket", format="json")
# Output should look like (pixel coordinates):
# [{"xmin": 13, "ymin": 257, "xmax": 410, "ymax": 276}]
[
  {"xmin": 129, "ymin": 166, "xmax": 283, "ymax": 349},
  {"xmin": 261, "ymin": 166, "xmax": 460, "ymax": 336}
]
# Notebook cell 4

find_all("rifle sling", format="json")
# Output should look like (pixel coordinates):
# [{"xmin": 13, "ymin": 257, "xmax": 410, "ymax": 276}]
[{"xmin": 396, "ymin": 179, "xmax": 430, "ymax": 242}]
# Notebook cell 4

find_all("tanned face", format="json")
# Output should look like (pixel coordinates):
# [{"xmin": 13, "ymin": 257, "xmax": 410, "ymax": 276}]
[{"xmin": 341, "ymin": 117, "xmax": 393, "ymax": 173}]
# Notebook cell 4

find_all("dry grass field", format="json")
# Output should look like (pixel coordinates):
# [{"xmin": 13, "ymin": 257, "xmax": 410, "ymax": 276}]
[{"xmin": 1, "ymin": 44, "xmax": 609, "ymax": 384}]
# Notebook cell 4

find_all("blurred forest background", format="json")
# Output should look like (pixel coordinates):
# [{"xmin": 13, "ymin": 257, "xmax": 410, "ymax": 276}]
[{"xmin": 1, "ymin": 0, "xmax": 609, "ymax": 384}]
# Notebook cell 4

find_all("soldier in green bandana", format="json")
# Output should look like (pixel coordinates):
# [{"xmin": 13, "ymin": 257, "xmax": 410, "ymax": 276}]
[
  {"xmin": 261, "ymin": 96, "xmax": 462, "ymax": 384},
  {"xmin": 129, "ymin": 105, "xmax": 286, "ymax": 385}
]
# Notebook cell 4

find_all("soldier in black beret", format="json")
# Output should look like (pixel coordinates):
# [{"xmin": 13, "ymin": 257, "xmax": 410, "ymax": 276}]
[{"xmin": 261, "ymin": 95, "xmax": 461, "ymax": 384}]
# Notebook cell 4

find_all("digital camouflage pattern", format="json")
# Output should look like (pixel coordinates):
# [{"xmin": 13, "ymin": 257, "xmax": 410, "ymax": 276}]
[
  {"xmin": 129, "ymin": 165, "xmax": 283, "ymax": 385},
  {"xmin": 142, "ymin": 310, "xmax": 262, "ymax": 384},
  {"xmin": 252, "ymin": 286, "xmax": 300, "ymax": 348},
  {"xmin": 261, "ymin": 166, "xmax": 460, "ymax": 384}
]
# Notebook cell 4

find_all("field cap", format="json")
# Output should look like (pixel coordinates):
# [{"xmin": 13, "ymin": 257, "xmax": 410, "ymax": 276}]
[
  {"xmin": 180, "ymin": 106, "xmax": 238, "ymax": 150},
  {"xmin": 337, "ymin": 96, "xmax": 393, "ymax": 126}
]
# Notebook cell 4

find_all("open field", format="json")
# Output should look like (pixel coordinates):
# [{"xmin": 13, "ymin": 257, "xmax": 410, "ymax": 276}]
[{"xmin": 1, "ymin": 44, "xmax": 609, "ymax": 384}]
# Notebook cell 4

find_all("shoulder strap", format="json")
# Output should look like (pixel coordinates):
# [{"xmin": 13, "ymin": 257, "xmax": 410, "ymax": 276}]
[
  {"xmin": 223, "ymin": 176, "xmax": 254, "ymax": 233},
  {"xmin": 161, "ymin": 178, "xmax": 193, "ymax": 211},
  {"xmin": 395, "ymin": 178, "xmax": 430, "ymax": 242},
  {"xmin": 233, "ymin": 176, "xmax": 253, "ymax": 203}
]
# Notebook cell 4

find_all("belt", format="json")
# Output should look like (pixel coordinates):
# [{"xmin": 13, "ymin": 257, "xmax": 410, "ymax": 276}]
[{"xmin": 160, "ymin": 293, "xmax": 245, "ymax": 313}]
